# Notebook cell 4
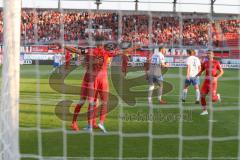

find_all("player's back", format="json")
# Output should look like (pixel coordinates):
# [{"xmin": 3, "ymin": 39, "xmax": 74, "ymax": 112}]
[
  {"xmin": 149, "ymin": 51, "xmax": 164, "ymax": 76},
  {"xmin": 82, "ymin": 48, "xmax": 104, "ymax": 74},
  {"xmin": 92, "ymin": 47, "xmax": 116, "ymax": 76},
  {"xmin": 186, "ymin": 56, "xmax": 201, "ymax": 77},
  {"xmin": 53, "ymin": 54, "xmax": 60, "ymax": 63}
]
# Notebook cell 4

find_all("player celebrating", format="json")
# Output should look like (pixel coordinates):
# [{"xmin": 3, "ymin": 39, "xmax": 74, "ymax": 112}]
[
  {"xmin": 181, "ymin": 49, "xmax": 201, "ymax": 104},
  {"xmin": 88, "ymin": 41, "xmax": 113, "ymax": 133},
  {"xmin": 146, "ymin": 46, "xmax": 169, "ymax": 105},
  {"xmin": 90, "ymin": 40, "xmax": 139, "ymax": 133},
  {"xmin": 196, "ymin": 51, "xmax": 224, "ymax": 115},
  {"xmin": 70, "ymin": 39, "xmax": 139, "ymax": 133},
  {"xmin": 70, "ymin": 46, "xmax": 102, "ymax": 132}
]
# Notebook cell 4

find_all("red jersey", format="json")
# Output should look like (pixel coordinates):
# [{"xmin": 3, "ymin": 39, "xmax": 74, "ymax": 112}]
[
  {"xmin": 84, "ymin": 49, "xmax": 101, "ymax": 73},
  {"xmin": 92, "ymin": 47, "xmax": 116, "ymax": 76},
  {"xmin": 65, "ymin": 51, "xmax": 71, "ymax": 62},
  {"xmin": 201, "ymin": 59, "xmax": 221, "ymax": 78},
  {"xmin": 122, "ymin": 55, "xmax": 129, "ymax": 67}
]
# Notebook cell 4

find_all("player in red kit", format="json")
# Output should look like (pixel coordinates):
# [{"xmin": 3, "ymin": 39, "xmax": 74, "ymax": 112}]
[
  {"xmin": 121, "ymin": 54, "xmax": 129, "ymax": 77},
  {"xmin": 65, "ymin": 45, "xmax": 103, "ymax": 132},
  {"xmin": 89, "ymin": 41, "xmax": 139, "ymax": 133},
  {"xmin": 69, "ymin": 39, "xmax": 139, "ymax": 133},
  {"xmin": 196, "ymin": 51, "xmax": 224, "ymax": 115},
  {"xmin": 90, "ymin": 43, "xmax": 114, "ymax": 133},
  {"xmin": 65, "ymin": 50, "xmax": 71, "ymax": 70}
]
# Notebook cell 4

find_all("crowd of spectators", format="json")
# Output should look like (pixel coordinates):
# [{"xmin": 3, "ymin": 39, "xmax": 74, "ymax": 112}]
[
  {"xmin": 64, "ymin": 12, "xmax": 118, "ymax": 42},
  {"xmin": 219, "ymin": 19, "xmax": 240, "ymax": 34},
  {"xmin": 122, "ymin": 16, "xmax": 209, "ymax": 46},
  {"xmin": 0, "ymin": 9, "xmax": 238, "ymax": 47}
]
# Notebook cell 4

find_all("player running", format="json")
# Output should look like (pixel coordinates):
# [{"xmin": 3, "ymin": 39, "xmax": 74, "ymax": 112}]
[
  {"xmin": 181, "ymin": 49, "xmax": 201, "ymax": 104},
  {"xmin": 196, "ymin": 51, "xmax": 224, "ymax": 115},
  {"xmin": 145, "ymin": 46, "xmax": 169, "ymax": 105}
]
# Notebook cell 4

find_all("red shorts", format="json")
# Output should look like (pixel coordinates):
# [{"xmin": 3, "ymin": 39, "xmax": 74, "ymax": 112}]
[{"xmin": 201, "ymin": 79, "xmax": 218, "ymax": 102}]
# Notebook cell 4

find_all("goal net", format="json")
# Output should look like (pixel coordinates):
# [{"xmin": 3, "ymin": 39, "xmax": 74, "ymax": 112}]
[
  {"xmin": 0, "ymin": 0, "xmax": 240, "ymax": 160},
  {"xmin": 0, "ymin": 0, "xmax": 21, "ymax": 160}
]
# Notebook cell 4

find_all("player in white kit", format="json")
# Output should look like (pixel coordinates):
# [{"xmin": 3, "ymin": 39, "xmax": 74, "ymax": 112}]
[
  {"xmin": 181, "ymin": 49, "xmax": 201, "ymax": 104},
  {"xmin": 52, "ymin": 53, "xmax": 62, "ymax": 73},
  {"xmin": 146, "ymin": 47, "xmax": 169, "ymax": 105}
]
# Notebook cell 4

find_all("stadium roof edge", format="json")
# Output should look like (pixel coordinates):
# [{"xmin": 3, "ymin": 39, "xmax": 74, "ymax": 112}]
[{"xmin": 0, "ymin": 7, "xmax": 238, "ymax": 18}]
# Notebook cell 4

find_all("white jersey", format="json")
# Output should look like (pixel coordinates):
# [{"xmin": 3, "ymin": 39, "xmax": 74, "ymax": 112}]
[
  {"xmin": 53, "ymin": 54, "xmax": 62, "ymax": 64},
  {"xmin": 185, "ymin": 56, "xmax": 201, "ymax": 77},
  {"xmin": 149, "ymin": 50, "xmax": 165, "ymax": 76},
  {"xmin": 53, "ymin": 53, "xmax": 62, "ymax": 64}
]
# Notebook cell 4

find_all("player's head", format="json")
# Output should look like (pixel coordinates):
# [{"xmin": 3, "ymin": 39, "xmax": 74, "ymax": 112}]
[
  {"xmin": 187, "ymin": 49, "xmax": 196, "ymax": 56},
  {"xmin": 207, "ymin": 50, "xmax": 214, "ymax": 60},
  {"xmin": 95, "ymin": 36, "xmax": 104, "ymax": 49},
  {"xmin": 159, "ymin": 46, "xmax": 166, "ymax": 54}
]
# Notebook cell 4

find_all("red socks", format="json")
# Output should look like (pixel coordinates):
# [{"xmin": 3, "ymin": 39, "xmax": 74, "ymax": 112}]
[
  {"xmin": 201, "ymin": 97, "xmax": 207, "ymax": 110},
  {"xmin": 72, "ymin": 104, "xmax": 81, "ymax": 123}
]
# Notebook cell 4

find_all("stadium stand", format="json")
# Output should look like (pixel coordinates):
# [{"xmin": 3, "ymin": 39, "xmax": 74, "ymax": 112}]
[{"xmin": 0, "ymin": 10, "xmax": 238, "ymax": 57}]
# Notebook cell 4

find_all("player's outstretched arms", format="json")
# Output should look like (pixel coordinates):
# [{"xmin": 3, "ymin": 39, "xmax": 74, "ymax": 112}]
[
  {"xmin": 126, "ymin": 44, "xmax": 141, "ymax": 53},
  {"xmin": 116, "ymin": 44, "xmax": 141, "ymax": 55},
  {"xmin": 65, "ymin": 46, "xmax": 82, "ymax": 55}
]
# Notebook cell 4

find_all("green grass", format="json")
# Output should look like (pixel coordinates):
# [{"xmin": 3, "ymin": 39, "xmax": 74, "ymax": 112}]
[{"xmin": 1, "ymin": 65, "xmax": 240, "ymax": 159}]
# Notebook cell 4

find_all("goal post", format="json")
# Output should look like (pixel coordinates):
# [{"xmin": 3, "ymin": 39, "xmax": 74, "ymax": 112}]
[{"xmin": 0, "ymin": 0, "xmax": 21, "ymax": 160}]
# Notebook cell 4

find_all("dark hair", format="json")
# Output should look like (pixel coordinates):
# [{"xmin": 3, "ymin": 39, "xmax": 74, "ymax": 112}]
[
  {"xmin": 207, "ymin": 50, "xmax": 214, "ymax": 54},
  {"xmin": 95, "ymin": 36, "xmax": 104, "ymax": 46},
  {"xmin": 207, "ymin": 49, "xmax": 213, "ymax": 52},
  {"xmin": 187, "ymin": 49, "xmax": 191, "ymax": 55},
  {"xmin": 95, "ymin": 36, "xmax": 104, "ymax": 43},
  {"xmin": 187, "ymin": 49, "xmax": 196, "ymax": 55},
  {"xmin": 159, "ymin": 46, "xmax": 165, "ymax": 51}
]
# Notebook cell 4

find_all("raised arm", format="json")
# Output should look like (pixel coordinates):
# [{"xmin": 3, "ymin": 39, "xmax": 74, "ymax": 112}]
[
  {"xmin": 65, "ymin": 46, "xmax": 83, "ymax": 55},
  {"xmin": 114, "ymin": 44, "xmax": 141, "ymax": 56}
]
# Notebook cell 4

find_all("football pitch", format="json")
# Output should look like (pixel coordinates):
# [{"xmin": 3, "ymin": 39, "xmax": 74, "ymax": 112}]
[{"xmin": 1, "ymin": 65, "xmax": 240, "ymax": 159}]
